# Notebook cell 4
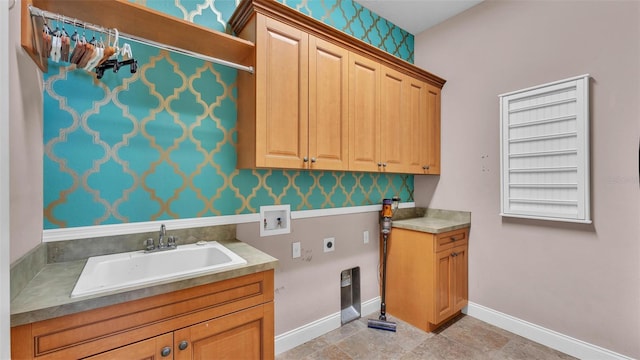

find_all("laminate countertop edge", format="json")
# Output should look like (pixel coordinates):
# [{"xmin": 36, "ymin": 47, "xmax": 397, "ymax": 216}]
[
  {"xmin": 10, "ymin": 238, "xmax": 278, "ymax": 327},
  {"xmin": 392, "ymin": 209, "xmax": 471, "ymax": 234}
]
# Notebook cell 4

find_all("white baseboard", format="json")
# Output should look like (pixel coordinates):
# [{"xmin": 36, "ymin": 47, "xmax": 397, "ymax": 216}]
[
  {"xmin": 274, "ymin": 297, "xmax": 381, "ymax": 355},
  {"xmin": 465, "ymin": 302, "xmax": 634, "ymax": 360}
]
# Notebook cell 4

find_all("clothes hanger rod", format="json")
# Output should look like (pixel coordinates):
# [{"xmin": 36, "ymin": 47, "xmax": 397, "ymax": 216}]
[
  {"xmin": 122, "ymin": 34, "xmax": 254, "ymax": 74},
  {"xmin": 29, "ymin": 5, "xmax": 107, "ymax": 36},
  {"xmin": 28, "ymin": 5, "xmax": 254, "ymax": 74}
]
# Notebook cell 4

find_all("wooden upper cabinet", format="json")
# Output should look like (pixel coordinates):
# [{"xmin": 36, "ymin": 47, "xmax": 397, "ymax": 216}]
[
  {"xmin": 348, "ymin": 53, "xmax": 381, "ymax": 172},
  {"xmin": 237, "ymin": 15, "xmax": 348, "ymax": 170},
  {"xmin": 374, "ymin": 66, "xmax": 438, "ymax": 174},
  {"xmin": 308, "ymin": 37, "xmax": 349, "ymax": 170},
  {"xmin": 230, "ymin": 0, "xmax": 445, "ymax": 174},
  {"xmin": 255, "ymin": 17, "xmax": 309, "ymax": 169}
]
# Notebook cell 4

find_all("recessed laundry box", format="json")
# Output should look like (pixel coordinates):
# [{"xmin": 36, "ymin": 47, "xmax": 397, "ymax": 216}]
[{"xmin": 341, "ymin": 267, "xmax": 361, "ymax": 325}]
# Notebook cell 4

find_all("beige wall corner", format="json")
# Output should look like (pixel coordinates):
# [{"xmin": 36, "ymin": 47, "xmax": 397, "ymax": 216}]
[
  {"xmin": 414, "ymin": 1, "xmax": 640, "ymax": 358},
  {"xmin": 9, "ymin": 0, "xmax": 44, "ymax": 263}
]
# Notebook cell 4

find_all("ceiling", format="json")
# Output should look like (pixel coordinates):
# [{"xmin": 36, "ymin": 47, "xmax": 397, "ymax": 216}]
[{"xmin": 354, "ymin": 0, "xmax": 483, "ymax": 35}]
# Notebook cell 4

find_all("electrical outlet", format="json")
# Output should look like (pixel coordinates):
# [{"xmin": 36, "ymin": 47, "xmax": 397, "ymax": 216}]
[
  {"xmin": 323, "ymin": 237, "xmax": 335, "ymax": 252},
  {"xmin": 292, "ymin": 242, "xmax": 301, "ymax": 258},
  {"xmin": 363, "ymin": 230, "xmax": 369, "ymax": 244}
]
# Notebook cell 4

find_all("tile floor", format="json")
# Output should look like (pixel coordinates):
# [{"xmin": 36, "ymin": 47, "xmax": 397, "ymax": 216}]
[{"xmin": 276, "ymin": 314, "xmax": 576, "ymax": 360}]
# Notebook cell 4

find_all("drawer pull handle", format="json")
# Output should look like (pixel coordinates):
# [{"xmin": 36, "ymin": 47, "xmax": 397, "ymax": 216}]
[
  {"xmin": 450, "ymin": 237, "xmax": 456, "ymax": 242},
  {"xmin": 161, "ymin": 346, "xmax": 172, "ymax": 357},
  {"xmin": 179, "ymin": 340, "xmax": 189, "ymax": 350}
]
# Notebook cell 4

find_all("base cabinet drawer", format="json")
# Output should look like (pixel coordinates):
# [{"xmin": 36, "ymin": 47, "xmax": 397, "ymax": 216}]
[{"xmin": 84, "ymin": 333, "xmax": 174, "ymax": 360}]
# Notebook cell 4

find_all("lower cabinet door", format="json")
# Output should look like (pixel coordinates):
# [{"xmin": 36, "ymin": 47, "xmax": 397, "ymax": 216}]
[
  {"xmin": 84, "ymin": 333, "xmax": 174, "ymax": 360},
  {"xmin": 173, "ymin": 303, "xmax": 274, "ymax": 360},
  {"xmin": 433, "ymin": 244, "xmax": 468, "ymax": 325},
  {"xmin": 452, "ymin": 244, "xmax": 469, "ymax": 312},
  {"xmin": 434, "ymin": 249, "xmax": 454, "ymax": 324}
]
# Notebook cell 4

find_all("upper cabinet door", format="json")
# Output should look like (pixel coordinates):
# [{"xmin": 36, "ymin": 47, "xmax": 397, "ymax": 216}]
[
  {"xmin": 424, "ymin": 84, "xmax": 441, "ymax": 174},
  {"xmin": 255, "ymin": 17, "xmax": 309, "ymax": 168},
  {"xmin": 348, "ymin": 52, "xmax": 381, "ymax": 172},
  {"xmin": 308, "ymin": 36, "xmax": 349, "ymax": 171},
  {"xmin": 380, "ymin": 66, "xmax": 408, "ymax": 173},
  {"xmin": 406, "ymin": 78, "xmax": 429, "ymax": 174}
]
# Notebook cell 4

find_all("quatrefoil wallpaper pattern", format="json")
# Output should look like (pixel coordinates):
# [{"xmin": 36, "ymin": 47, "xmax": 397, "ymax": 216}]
[{"xmin": 43, "ymin": 0, "xmax": 416, "ymax": 229}]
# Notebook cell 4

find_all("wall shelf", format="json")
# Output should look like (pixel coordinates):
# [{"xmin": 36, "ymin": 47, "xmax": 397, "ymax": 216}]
[{"xmin": 21, "ymin": 0, "xmax": 255, "ymax": 73}]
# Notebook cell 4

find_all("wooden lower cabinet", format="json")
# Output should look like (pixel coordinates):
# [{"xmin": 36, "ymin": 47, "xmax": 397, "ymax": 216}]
[
  {"xmin": 11, "ymin": 270, "xmax": 274, "ymax": 360},
  {"xmin": 386, "ymin": 228, "xmax": 469, "ymax": 332}
]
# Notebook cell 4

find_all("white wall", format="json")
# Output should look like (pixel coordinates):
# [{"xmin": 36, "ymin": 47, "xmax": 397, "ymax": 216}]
[
  {"xmin": 9, "ymin": 0, "xmax": 44, "ymax": 263},
  {"xmin": 414, "ymin": 1, "xmax": 640, "ymax": 358},
  {"xmin": 237, "ymin": 212, "xmax": 380, "ymax": 335},
  {"xmin": 2, "ymin": 1, "xmax": 13, "ymax": 358}
]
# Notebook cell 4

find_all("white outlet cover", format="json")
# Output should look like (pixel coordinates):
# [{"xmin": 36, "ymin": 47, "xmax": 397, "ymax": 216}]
[
  {"xmin": 324, "ymin": 237, "xmax": 335, "ymax": 252},
  {"xmin": 292, "ymin": 242, "xmax": 301, "ymax": 258}
]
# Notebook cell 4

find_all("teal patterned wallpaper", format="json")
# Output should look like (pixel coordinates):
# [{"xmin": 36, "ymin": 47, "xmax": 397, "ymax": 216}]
[
  {"xmin": 43, "ymin": 0, "xmax": 415, "ymax": 229},
  {"xmin": 277, "ymin": 0, "xmax": 414, "ymax": 62}
]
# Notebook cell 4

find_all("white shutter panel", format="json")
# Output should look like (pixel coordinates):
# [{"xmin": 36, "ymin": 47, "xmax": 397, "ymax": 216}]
[{"xmin": 500, "ymin": 75, "xmax": 591, "ymax": 223}]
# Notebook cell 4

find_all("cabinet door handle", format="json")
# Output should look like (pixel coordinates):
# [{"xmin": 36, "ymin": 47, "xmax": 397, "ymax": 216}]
[
  {"xmin": 160, "ymin": 346, "xmax": 172, "ymax": 357},
  {"xmin": 179, "ymin": 340, "xmax": 189, "ymax": 350},
  {"xmin": 451, "ymin": 252, "xmax": 458, "ymax": 257},
  {"xmin": 311, "ymin": 157, "xmax": 317, "ymax": 163},
  {"xmin": 377, "ymin": 162, "xmax": 382, "ymax": 167},
  {"xmin": 382, "ymin": 162, "xmax": 387, "ymax": 167},
  {"xmin": 303, "ymin": 157, "xmax": 309, "ymax": 162},
  {"xmin": 423, "ymin": 165, "xmax": 430, "ymax": 170}
]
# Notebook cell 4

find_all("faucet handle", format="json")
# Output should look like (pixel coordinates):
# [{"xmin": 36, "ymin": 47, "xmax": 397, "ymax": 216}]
[
  {"xmin": 167, "ymin": 236, "xmax": 177, "ymax": 248},
  {"xmin": 144, "ymin": 238, "xmax": 155, "ymax": 251}
]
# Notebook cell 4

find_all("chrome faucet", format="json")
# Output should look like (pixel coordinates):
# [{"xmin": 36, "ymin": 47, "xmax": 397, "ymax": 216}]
[
  {"xmin": 158, "ymin": 224, "xmax": 167, "ymax": 249},
  {"xmin": 144, "ymin": 224, "xmax": 177, "ymax": 253}
]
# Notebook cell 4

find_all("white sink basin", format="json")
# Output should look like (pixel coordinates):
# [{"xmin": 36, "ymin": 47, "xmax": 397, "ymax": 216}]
[{"xmin": 71, "ymin": 241, "xmax": 247, "ymax": 297}]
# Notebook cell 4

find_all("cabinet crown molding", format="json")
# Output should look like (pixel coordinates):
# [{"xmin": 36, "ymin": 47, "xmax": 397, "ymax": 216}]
[{"xmin": 229, "ymin": 0, "xmax": 446, "ymax": 89}]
